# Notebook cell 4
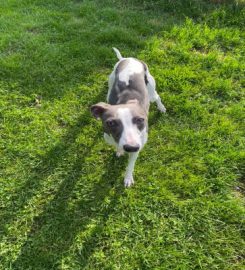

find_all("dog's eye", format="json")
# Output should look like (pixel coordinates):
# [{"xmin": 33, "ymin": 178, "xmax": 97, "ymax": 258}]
[
  {"xmin": 106, "ymin": 120, "xmax": 118, "ymax": 127},
  {"xmin": 134, "ymin": 117, "xmax": 144, "ymax": 124}
]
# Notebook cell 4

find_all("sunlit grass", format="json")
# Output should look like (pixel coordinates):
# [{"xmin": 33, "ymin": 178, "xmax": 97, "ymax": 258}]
[{"xmin": 0, "ymin": 0, "xmax": 244, "ymax": 269}]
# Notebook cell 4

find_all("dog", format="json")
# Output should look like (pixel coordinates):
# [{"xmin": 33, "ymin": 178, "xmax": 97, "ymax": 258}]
[{"xmin": 91, "ymin": 48, "xmax": 166, "ymax": 187}]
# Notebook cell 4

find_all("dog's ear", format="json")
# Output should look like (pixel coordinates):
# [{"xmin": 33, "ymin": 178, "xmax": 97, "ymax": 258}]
[{"xmin": 91, "ymin": 102, "xmax": 110, "ymax": 119}]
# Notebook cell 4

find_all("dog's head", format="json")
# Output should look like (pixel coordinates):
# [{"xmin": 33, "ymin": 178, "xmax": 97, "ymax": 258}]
[{"xmin": 91, "ymin": 101, "xmax": 148, "ymax": 152}]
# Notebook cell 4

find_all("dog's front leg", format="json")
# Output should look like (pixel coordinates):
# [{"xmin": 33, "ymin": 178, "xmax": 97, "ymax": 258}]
[{"xmin": 124, "ymin": 152, "xmax": 139, "ymax": 187}]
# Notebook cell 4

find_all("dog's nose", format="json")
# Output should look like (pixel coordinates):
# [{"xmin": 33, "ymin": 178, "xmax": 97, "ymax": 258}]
[{"xmin": 123, "ymin": 144, "xmax": 140, "ymax": 152}]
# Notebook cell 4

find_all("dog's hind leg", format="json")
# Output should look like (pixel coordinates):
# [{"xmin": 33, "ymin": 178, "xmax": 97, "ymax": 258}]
[
  {"xmin": 107, "ymin": 71, "xmax": 115, "ymax": 102},
  {"xmin": 146, "ymin": 71, "xmax": 166, "ymax": 113}
]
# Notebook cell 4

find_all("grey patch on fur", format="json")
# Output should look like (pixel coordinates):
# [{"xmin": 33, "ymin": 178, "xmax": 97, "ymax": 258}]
[{"xmin": 108, "ymin": 59, "xmax": 149, "ymax": 112}]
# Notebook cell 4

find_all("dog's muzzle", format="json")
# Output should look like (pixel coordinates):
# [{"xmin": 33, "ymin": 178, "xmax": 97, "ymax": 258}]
[{"xmin": 123, "ymin": 144, "xmax": 140, "ymax": 152}]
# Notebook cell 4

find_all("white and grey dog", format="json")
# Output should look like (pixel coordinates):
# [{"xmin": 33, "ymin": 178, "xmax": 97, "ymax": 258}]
[{"xmin": 91, "ymin": 48, "xmax": 166, "ymax": 187}]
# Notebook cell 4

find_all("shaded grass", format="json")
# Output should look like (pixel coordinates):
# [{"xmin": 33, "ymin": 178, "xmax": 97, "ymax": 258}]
[{"xmin": 0, "ymin": 0, "xmax": 244, "ymax": 269}]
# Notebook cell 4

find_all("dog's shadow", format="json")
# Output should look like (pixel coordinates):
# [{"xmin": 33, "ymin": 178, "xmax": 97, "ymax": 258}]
[
  {"xmin": 12, "ymin": 148, "xmax": 127, "ymax": 269},
  {"xmin": 7, "ymin": 88, "xmax": 126, "ymax": 268}
]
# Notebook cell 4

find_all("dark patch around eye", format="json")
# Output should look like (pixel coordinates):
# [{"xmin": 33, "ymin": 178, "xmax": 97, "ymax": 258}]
[
  {"xmin": 133, "ymin": 117, "xmax": 145, "ymax": 130},
  {"xmin": 106, "ymin": 119, "xmax": 118, "ymax": 128},
  {"xmin": 103, "ymin": 119, "xmax": 123, "ymax": 143}
]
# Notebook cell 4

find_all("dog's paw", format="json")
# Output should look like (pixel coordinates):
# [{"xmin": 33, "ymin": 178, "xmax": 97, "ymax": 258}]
[
  {"xmin": 124, "ymin": 176, "xmax": 134, "ymax": 188},
  {"xmin": 158, "ymin": 103, "xmax": 166, "ymax": 113},
  {"xmin": 116, "ymin": 149, "xmax": 125, "ymax": 157}
]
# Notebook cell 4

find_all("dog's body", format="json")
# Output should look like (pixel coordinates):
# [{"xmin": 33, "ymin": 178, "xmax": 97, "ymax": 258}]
[{"xmin": 91, "ymin": 48, "xmax": 166, "ymax": 187}]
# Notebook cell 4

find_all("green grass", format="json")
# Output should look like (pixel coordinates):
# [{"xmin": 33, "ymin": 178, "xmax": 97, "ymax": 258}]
[{"xmin": 0, "ymin": 0, "xmax": 244, "ymax": 269}]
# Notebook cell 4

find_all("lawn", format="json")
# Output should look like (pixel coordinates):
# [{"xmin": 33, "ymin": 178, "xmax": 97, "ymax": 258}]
[{"xmin": 0, "ymin": 0, "xmax": 244, "ymax": 269}]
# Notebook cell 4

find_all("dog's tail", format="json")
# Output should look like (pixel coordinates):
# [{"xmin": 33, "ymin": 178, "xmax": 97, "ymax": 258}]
[{"xmin": 113, "ymin": 47, "xmax": 123, "ymax": 60}]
